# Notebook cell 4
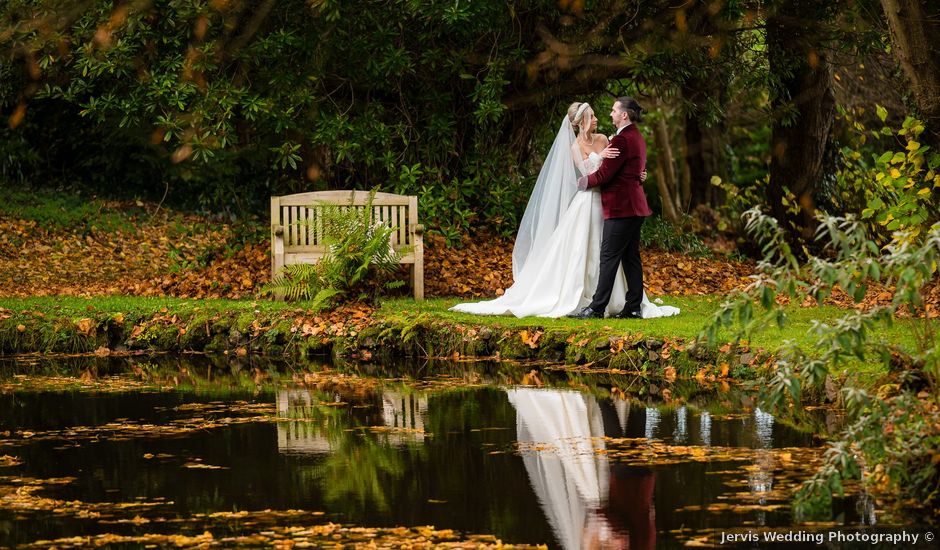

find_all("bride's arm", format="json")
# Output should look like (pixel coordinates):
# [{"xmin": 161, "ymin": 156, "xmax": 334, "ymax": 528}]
[{"xmin": 570, "ymin": 142, "xmax": 587, "ymax": 177}]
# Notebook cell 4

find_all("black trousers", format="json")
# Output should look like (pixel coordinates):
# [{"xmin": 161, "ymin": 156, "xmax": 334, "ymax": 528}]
[{"xmin": 589, "ymin": 216, "xmax": 645, "ymax": 313}]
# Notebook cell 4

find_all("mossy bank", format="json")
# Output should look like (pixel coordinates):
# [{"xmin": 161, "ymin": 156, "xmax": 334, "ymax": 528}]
[
  {"xmin": 0, "ymin": 296, "xmax": 868, "ymax": 406},
  {"xmin": 0, "ymin": 295, "xmax": 770, "ymax": 368}
]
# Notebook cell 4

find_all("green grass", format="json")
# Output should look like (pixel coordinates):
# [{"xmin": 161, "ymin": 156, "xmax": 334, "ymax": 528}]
[
  {"xmin": 4, "ymin": 294, "xmax": 932, "ymax": 357},
  {"xmin": 379, "ymin": 296, "xmax": 935, "ymax": 354},
  {"xmin": 0, "ymin": 295, "xmax": 296, "ymax": 317},
  {"xmin": 0, "ymin": 187, "xmax": 142, "ymax": 233}
]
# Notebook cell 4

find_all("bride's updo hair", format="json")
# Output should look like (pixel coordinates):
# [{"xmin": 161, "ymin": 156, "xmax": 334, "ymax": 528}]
[{"xmin": 567, "ymin": 102, "xmax": 594, "ymax": 143}]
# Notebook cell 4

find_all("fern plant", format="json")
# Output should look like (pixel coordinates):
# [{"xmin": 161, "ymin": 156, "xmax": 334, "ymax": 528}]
[{"xmin": 263, "ymin": 190, "xmax": 407, "ymax": 306}]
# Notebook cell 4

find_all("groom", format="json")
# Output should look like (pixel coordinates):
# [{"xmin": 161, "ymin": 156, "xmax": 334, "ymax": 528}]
[{"xmin": 569, "ymin": 97, "xmax": 652, "ymax": 319}]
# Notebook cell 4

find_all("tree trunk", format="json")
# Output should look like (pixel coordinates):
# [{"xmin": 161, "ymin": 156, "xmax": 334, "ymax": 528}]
[
  {"xmin": 681, "ymin": 81, "xmax": 730, "ymax": 211},
  {"xmin": 652, "ymin": 114, "xmax": 682, "ymax": 223},
  {"xmin": 766, "ymin": 2, "xmax": 837, "ymax": 244},
  {"xmin": 684, "ymin": 114, "xmax": 709, "ymax": 208},
  {"xmin": 880, "ymin": 0, "xmax": 940, "ymax": 149},
  {"xmin": 679, "ymin": 137, "xmax": 692, "ymax": 212},
  {"xmin": 653, "ymin": 158, "xmax": 681, "ymax": 223}
]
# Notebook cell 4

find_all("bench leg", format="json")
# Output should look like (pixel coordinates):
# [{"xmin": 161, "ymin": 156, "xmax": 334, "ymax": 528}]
[{"xmin": 412, "ymin": 262, "xmax": 424, "ymax": 301}]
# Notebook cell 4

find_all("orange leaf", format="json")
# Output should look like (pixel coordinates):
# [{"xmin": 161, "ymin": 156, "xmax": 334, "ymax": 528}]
[{"xmin": 76, "ymin": 318, "xmax": 96, "ymax": 336}]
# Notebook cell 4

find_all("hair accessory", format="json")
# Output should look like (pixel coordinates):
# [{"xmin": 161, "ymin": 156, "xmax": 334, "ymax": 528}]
[{"xmin": 575, "ymin": 102, "xmax": 590, "ymax": 123}]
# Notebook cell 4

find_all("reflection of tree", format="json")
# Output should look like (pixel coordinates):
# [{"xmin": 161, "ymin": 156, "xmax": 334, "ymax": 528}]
[
  {"xmin": 747, "ymin": 408, "xmax": 777, "ymax": 526},
  {"xmin": 319, "ymin": 435, "xmax": 405, "ymax": 512},
  {"xmin": 275, "ymin": 388, "xmax": 421, "ymax": 514},
  {"xmin": 700, "ymin": 410, "xmax": 712, "ymax": 447}
]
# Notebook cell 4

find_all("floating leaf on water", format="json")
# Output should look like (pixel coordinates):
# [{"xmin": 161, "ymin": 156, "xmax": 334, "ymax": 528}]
[{"xmin": 0, "ymin": 455, "xmax": 22, "ymax": 467}]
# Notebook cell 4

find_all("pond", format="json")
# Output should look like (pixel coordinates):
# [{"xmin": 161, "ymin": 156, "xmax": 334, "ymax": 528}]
[{"xmin": 0, "ymin": 355, "xmax": 877, "ymax": 548}]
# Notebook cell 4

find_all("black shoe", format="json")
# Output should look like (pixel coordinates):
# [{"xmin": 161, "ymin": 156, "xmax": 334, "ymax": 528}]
[
  {"xmin": 614, "ymin": 309, "xmax": 643, "ymax": 319},
  {"xmin": 567, "ymin": 306, "xmax": 604, "ymax": 319}
]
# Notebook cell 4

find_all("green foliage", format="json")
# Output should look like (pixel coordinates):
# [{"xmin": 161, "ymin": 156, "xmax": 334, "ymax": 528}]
[
  {"xmin": 1, "ymin": 0, "xmax": 822, "ymax": 239},
  {"xmin": 263, "ymin": 190, "xmax": 406, "ymax": 306},
  {"xmin": 794, "ymin": 392, "xmax": 939, "ymax": 522},
  {"xmin": 0, "ymin": 186, "xmax": 139, "ymax": 233},
  {"xmin": 835, "ymin": 109, "xmax": 940, "ymax": 243},
  {"xmin": 640, "ymin": 215, "xmax": 712, "ymax": 257},
  {"xmin": 710, "ymin": 174, "xmax": 772, "ymax": 236},
  {"xmin": 0, "ymin": 0, "xmax": 560, "ymax": 233},
  {"xmin": 702, "ymin": 208, "xmax": 939, "ymax": 517}
]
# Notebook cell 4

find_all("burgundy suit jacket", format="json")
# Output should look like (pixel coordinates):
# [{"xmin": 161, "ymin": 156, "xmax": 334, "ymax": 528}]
[{"xmin": 584, "ymin": 123, "xmax": 653, "ymax": 219}]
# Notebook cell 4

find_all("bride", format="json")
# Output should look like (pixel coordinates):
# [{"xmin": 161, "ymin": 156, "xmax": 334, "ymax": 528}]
[{"xmin": 450, "ymin": 101, "xmax": 680, "ymax": 319}]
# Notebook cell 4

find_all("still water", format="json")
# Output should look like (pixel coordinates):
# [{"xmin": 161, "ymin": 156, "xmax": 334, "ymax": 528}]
[{"xmin": 0, "ymin": 356, "xmax": 869, "ymax": 548}]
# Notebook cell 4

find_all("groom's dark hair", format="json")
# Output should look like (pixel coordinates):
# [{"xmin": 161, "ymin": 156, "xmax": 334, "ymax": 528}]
[{"xmin": 616, "ymin": 96, "xmax": 644, "ymax": 123}]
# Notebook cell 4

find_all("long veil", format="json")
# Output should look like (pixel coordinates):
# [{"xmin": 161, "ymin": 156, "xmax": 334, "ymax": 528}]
[{"xmin": 512, "ymin": 117, "xmax": 579, "ymax": 278}]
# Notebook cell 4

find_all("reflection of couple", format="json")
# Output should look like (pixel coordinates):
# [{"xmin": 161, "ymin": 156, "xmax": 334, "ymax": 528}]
[
  {"xmin": 452, "ymin": 98, "xmax": 679, "ymax": 319},
  {"xmin": 508, "ymin": 388, "xmax": 656, "ymax": 550}
]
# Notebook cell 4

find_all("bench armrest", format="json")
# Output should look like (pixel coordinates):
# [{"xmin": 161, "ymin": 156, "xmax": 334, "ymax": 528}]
[
  {"xmin": 414, "ymin": 224, "xmax": 424, "ymax": 236},
  {"xmin": 274, "ymin": 224, "xmax": 284, "ymax": 236}
]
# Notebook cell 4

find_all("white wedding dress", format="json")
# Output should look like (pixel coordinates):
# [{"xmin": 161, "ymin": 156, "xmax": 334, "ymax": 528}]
[{"xmin": 451, "ymin": 128, "xmax": 680, "ymax": 319}]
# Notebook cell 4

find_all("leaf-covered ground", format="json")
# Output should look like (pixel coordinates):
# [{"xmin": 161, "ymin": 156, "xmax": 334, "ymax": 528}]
[
  {"xmin": 0, "ymin": 199, "xmax": 754, "ymax": 298},
  {"xmin": 1, "ymin": 197, "xmax": 937, "ymax": 316}
]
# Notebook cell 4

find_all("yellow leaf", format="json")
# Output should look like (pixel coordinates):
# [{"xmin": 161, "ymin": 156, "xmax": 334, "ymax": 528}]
[
  {"xmin": 906, "ymin": 140, "xmax": 920, "ymax": 151},
  {"xmin": 889, "ymin": 168, "xmax": 901, "ymax": 178}
]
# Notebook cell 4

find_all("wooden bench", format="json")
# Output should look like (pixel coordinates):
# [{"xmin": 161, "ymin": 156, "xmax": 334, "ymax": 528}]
[{"xmin": 270, "ymin": 190, "xmax": 424, "ymax": 300}]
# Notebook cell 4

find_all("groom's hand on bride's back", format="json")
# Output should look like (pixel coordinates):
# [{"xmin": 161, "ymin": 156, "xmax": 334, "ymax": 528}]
[{"xmin": 641, "ymin": 170, "xmax": 647, "ymax": 182}]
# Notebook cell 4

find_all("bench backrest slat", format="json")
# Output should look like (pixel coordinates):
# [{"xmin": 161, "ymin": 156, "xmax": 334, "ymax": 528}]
[{"xmin": 276, "ymin": 194, "xmax": 416, "ymax": 248}]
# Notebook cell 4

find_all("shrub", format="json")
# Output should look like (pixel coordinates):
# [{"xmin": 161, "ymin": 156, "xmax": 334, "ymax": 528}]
[
  {"xmin": 702, "ymin": 208, "xmax": 939, "ymax": 519},
  {"xmin": 640, "ymin": 215, "xmax": 713, "ymax": 257},
  {"xmin": 833, "ymin": 109, "xmax": 940, "ymax": 244}
]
